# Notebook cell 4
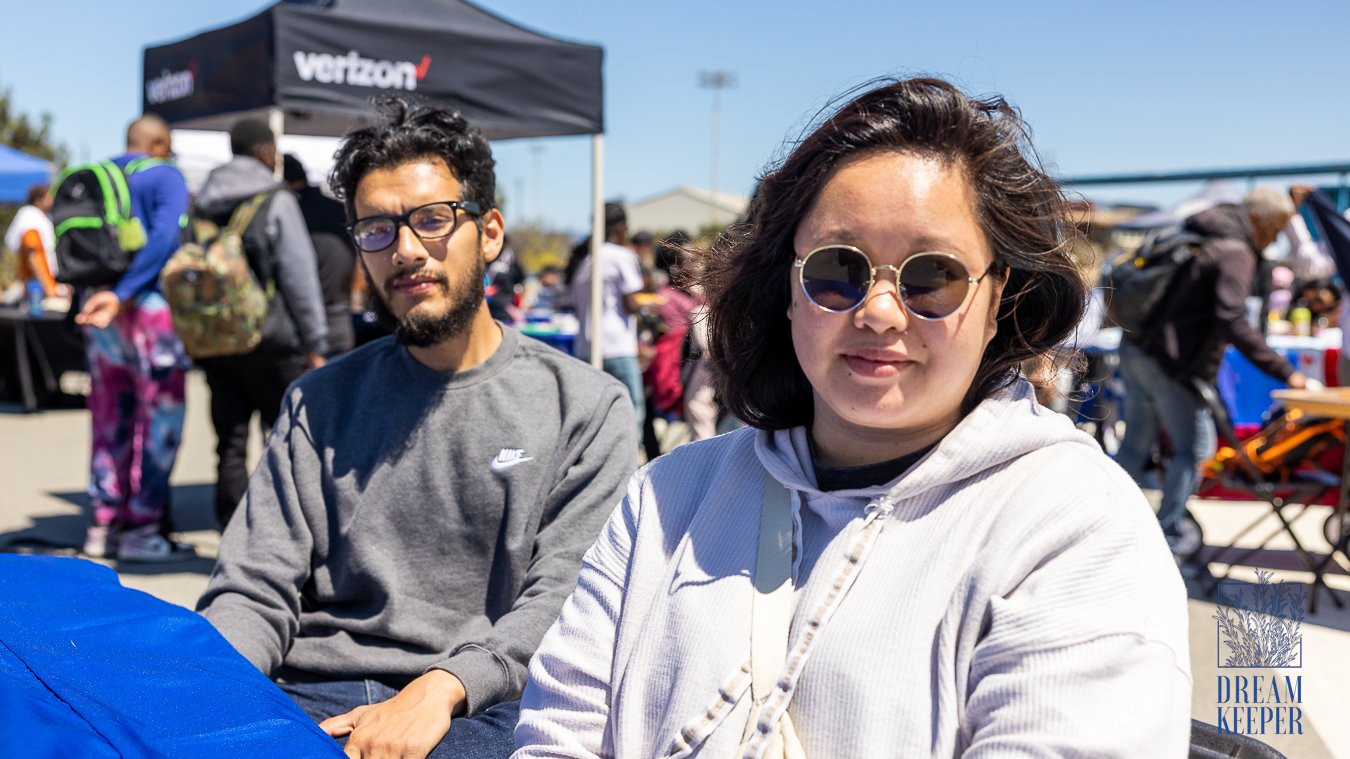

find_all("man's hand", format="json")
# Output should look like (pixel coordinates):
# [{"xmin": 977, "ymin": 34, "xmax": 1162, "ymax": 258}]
[
  {"xmin": 1287, "ymin": 372, "xmax": 1324, "ymax": 391},
  {"xmin": 75, "ymin": 290, "xmax": 122, "ymax": 329},
  {"xmin": 1289, "ymin": 372, "xmax": 1325, "ymax": 392},
  {"xmin": 1290, "ymin": 184, "xmax": 1318, "ymax": 208},
  {"xmin": 306, "ymin": 352, "xmax": 327, "ymax": 371},
  {"xmin": 319, "ymin": 669, "xmax": 467, "ymax": 759}
]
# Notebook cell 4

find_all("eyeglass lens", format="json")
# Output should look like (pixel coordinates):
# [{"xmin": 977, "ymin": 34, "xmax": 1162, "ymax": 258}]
[
  {"xmin": 352, "ymin": 204, "xmax": 465, "ymax": 252},
  {"xmin": 800, "ymin": 247, "xmax": 972, "ymax": 318}
]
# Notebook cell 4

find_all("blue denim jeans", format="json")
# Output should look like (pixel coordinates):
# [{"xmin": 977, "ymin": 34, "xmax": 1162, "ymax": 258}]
[
  {"xmin": 603, "ymin": 355, "xmax": 646, "ymax": 433},
  {"xmin": 1114, "ymin": 339, "xmax": 1216, "ymax": 546},
  {"xmin": 278, "ymin": 679, "xmax": 518, "ymax": 759}
]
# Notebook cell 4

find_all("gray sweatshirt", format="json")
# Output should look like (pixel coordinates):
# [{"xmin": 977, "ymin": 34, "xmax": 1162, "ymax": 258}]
[
  {"xmin": 197, "ymin": 326, "xmax": 636, "ymax": 715},
  {"xmin": 196, "ymin": 155, "xmax": 328, "ymax": 355}
]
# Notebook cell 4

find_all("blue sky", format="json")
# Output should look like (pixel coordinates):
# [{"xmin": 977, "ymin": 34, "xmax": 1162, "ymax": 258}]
[{"xmin": 3, "ymin": 1, "xmax": 1348, "ymax": 233}]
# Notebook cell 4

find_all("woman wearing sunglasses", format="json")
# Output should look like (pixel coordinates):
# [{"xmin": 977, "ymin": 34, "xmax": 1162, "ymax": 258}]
[{"xmin": 514, "ymin": 78, "xmax": 1190, "ymax": 758}]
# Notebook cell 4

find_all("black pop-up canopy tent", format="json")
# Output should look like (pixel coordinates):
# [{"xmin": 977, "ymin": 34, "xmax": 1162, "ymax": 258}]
[
  {"xmin": 143, "ymin": 0, "xmax": 613, "ymax": 364},
  {"xmin": 142, "ymin": 0, "xmax": 602, "ymax": 139}
]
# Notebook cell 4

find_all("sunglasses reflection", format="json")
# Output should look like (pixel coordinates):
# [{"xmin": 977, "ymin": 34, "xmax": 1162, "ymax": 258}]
[{"xmin": 797, "ymin": 246, "xmax": 979, "ymax": 319}]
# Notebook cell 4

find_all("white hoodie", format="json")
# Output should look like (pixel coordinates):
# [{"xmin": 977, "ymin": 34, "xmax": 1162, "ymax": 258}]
[{"xmin": 515, "ymin": 380, "xmax": 1192, "ymax": 758}]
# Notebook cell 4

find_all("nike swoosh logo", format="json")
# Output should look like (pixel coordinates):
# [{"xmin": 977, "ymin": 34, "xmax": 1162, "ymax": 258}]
[{"xmin": 490, "ymin": 457, "xmax": 534, "ymax": 472}]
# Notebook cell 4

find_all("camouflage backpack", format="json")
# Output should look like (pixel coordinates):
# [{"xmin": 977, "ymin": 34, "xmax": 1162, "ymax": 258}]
[{"xmin": 160, "ymin": 192, "xmax": 273, "ymax": 359}]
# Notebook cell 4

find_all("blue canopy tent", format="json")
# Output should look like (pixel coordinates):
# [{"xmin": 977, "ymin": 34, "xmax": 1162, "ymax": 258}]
[{"xmin": 0, "ymin": 145, "xmax": 52, "ymax": 204}]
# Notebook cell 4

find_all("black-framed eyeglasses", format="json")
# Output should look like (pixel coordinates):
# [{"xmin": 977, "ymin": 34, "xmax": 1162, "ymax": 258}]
[
  {"xmin": 794, "ymin": 245, "xmax": 994, "ymax": 320},
  {"xmin": 348, "ymin": 200, "xmax": 483, "ymax": 253}
]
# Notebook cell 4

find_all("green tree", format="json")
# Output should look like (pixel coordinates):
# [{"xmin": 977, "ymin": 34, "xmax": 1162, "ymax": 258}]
[
  {"xmin": 0, "ymin": 85, "xmax": 68, "ymax": 164},
  {"xmin": 510, "ymin": 222, "xmax": 573, "ymax": 274}
]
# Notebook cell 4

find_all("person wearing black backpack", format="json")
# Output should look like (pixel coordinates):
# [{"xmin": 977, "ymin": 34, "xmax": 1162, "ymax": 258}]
[
  {"xmin": 283, "ymin": 153, "xmax": 357, "ymax": 357},
  {"xmin": 194, "ymin": 119, "xmax": 329, "ymax": 531},
  {"xmin": 72, "ymin": 115, "xmax": 195, "ymax": 563},
  {"xmin": 1114, "ymin": 187, "xmax": 1316, "ymax": 559}
]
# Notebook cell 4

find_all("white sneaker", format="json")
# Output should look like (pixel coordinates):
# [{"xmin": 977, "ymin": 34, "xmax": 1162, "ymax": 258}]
[
  {"xmin": 116, "ymin": 527, "xmax": 196, "ymax": 563},
  {"xmin": 83, "ymin": 525, "xmax": 116, "ymax": 559}
]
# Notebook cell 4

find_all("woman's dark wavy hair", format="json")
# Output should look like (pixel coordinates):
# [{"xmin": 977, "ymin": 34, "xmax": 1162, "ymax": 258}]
[
  {"xmin": 329, "ymin": 95, "xmax": 496, "ymax": 221},
  {"xmin": 701, "ymin": 77, "xmax": 1086, "ymax": 430}
]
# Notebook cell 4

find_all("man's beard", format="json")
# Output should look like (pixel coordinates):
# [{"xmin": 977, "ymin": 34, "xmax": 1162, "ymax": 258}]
[{"xmin": 366, "ymin": 258, "xmax": 485, "ymax": 348}]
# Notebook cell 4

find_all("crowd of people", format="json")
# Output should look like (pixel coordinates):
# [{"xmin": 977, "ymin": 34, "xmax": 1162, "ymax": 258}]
[
  {"xmin": 10, "ymin": 72, "xmax": 1349, "ymax": 757},
  {"xmin": 1, "ymin": 116, "xmax": 359, "ymax": 561},
  {"xmin": 557, "ymin": 208, "xmax": 731, "ymax": 457}
]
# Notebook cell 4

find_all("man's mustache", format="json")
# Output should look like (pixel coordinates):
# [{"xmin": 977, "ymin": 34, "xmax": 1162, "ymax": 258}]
[{"xmin": 385, "ymin": 267, "xmax": 449, "ymax": 292}]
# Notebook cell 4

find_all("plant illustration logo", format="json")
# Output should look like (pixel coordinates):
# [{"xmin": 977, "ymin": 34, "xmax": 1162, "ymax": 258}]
[
  {"xmin": 1214, "ymin": 570, "xmax": 1305, "ymax": 668},
  {"xmin": 1212, "ymin": 571, "xmax": 1306, "ymax": 736}
]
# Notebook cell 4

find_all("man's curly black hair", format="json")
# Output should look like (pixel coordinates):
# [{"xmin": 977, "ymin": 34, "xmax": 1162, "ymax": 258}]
[{"xmin": 329, "ymin": 95, "xmax": 497, "ymax": 221}]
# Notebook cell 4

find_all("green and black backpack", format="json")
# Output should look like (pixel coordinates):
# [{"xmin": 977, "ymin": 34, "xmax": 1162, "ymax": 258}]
[{"xmin": 50, "ymin": 157, "xmax": 172, "ymax": 287}]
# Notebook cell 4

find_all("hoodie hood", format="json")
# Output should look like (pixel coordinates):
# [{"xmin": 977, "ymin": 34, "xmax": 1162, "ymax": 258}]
[
  {"xmin": 1183, "ymin": 203, "xmax": 1255, "ymax": 251},
  {"xmin": 754, "ymin": 378, "xmax": 1100, "ymax": 508},
  {"xmin": 197, "ymin": 156, "xmax": 282, "ymax": 217}
]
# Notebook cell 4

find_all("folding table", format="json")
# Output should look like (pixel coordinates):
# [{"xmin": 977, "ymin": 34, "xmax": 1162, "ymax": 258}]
[{"xmin": 0, "ymin": 306, "xmax": 78, "ymax": 412}]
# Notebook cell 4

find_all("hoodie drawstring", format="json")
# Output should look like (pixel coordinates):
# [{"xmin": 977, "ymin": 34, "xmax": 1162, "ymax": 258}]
[{"xmin": 741, "ymin": 492, "xmax": 894, "ymax": 759}]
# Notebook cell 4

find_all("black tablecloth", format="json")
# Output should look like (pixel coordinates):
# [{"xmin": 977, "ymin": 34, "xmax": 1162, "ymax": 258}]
[{"xmin": 0, "ymin": 307, "xmax": 86, "ymax": 410}]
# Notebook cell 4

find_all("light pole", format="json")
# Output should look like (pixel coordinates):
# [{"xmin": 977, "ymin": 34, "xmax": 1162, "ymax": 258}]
[
  {"xmin": 529, "ymin": 142, "xmax": 545, "ymax": 225},
  {"xmin": 699, "ymin": 70, "xmax": 736, "ymax": 228}
]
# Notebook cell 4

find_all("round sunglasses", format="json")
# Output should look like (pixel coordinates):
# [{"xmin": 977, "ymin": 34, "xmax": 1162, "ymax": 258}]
[
  {"xmin": 348, "ymin": 200, "xmax": 483, "ymax": 253},
  {"xmin": 794, "ymin": 245, "xmax": 993, "ymax": 320}
]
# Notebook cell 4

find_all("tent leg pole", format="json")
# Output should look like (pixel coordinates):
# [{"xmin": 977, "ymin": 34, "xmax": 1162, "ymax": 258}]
[
  {"xmin": 269, "ymin": 108, "xmax": 286, "ymax": 182},
  {"xmin": 590, "ymin": 134, "xmax": 605, "ymax": 369}
]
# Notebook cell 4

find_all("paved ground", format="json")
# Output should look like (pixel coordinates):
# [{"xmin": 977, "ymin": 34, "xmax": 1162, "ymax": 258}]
[{"xmin": 2, "ymin": 371, "xmax": 1347, "ymax": 757}]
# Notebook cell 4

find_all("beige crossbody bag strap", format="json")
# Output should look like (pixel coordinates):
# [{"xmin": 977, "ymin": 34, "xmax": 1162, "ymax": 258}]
[{"xmin": 740, "ymin": 474, "xmax": 806, "ymax": 759}]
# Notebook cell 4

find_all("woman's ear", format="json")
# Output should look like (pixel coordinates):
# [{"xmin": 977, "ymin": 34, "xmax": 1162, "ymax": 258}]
[{"xmin": 983, "ymin": 266, "xmax": 1008, "ymax": 344}]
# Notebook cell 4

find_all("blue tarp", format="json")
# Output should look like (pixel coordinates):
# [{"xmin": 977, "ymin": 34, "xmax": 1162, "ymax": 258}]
[
  {"xmin": 0, "ymin": 144, "xmax": 52, "ymax": 204},
  {"xmin": 0, "ymin": 554, "xmax": 343, "ymax": 757}
]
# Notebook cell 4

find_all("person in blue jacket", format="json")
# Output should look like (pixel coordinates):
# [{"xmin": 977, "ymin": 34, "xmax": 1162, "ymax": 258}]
[{"xmin": 74, "ymin": 114, "xmax": 194, "ymax": 563}]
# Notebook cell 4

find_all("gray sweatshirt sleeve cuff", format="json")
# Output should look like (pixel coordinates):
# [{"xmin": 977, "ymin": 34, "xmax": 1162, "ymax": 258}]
[{"xmin": 428, "ymin": 644, "xmax": 515, "ymax": 716}]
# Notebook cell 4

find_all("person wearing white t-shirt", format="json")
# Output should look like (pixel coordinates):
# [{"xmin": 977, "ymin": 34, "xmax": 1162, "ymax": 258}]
[
  {"xmin": 4, "ymin": 184, "xmax": 58, "ymax": 298},
  {"xmin": 570, "ymin": 203, "xmax": 646, "ymax": 434}
]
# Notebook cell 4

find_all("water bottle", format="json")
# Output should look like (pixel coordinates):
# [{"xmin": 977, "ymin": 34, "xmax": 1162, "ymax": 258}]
[{"xmin": 25, "ymin": 278, "xmax": 44, "ymax": 317}]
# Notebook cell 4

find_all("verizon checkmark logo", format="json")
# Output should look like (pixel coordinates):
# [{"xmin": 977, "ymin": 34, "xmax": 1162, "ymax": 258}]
[
  {"xmin": 293, "ymin": 50, "xmax": 433, "ymax": 91},
  {"xmin": 490, "ymin": 448, "xmax": 533, "ymax": 472},
  {"xmin": 146, "ymin": 64, "xmax": 196, "ymax": 104}
]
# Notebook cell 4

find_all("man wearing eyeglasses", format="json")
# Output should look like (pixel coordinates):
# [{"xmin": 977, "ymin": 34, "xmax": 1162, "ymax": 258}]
[
  {"xmin": 196, "ymin": 99, "xmax": 636, "ymax": 759},
  {"xmin": 194, "ymin": 119, "xmax": 330, "ymax": 531}
]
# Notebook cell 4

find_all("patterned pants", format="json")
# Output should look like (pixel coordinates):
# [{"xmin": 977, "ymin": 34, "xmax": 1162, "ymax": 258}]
[{"xmin": 84, "ymin": 292, "xmax": 188, "ymax": 531}]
